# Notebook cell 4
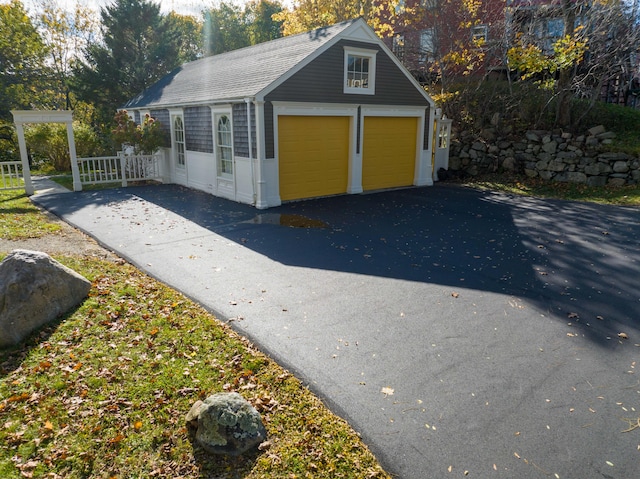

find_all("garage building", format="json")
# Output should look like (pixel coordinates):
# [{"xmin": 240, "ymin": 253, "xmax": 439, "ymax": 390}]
[{"xmin": 123, "ymin": 18, "xmax": 436, "ymax": 208}]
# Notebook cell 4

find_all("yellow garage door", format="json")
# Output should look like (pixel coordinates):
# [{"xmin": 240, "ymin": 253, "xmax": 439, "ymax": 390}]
[
  {"xmin": 278, "ymin": 116, "xmax": 349, "ymax": 201},
  {"xmin": 362, "ymin": 117, "xmax": 418, "ymax": 191}
]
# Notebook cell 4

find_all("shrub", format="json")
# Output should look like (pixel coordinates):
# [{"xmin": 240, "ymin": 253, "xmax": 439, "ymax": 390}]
[
  {"xmin": 111, "ymin": 110, "xmax": 164, "ymax": 154},
  {"xmin": 24, "ymin": 121, "xmax": 105, "ymax": 172}
]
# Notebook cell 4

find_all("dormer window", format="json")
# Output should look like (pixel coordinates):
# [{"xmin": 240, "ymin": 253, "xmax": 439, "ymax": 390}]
[{"xmin": 344, "ymin": 46, "xmax": 377, "ymax": 95}]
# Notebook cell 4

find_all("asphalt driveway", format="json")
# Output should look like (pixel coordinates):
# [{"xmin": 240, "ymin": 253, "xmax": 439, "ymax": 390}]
[{"xmin": 33, "ymin": 182, "xmax": 640, "ymax": 478}]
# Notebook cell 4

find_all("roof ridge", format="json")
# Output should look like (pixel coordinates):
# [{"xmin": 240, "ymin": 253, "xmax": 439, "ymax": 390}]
[{"xmin": 195, "ymin": 17, "xmax": 359, "ymax": 64}]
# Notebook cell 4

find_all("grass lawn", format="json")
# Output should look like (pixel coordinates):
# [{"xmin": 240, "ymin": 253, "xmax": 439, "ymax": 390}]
[
  {"xmin": 461, "ymin": 174, "xmax": 640, "ymax": 207},
  {"xmin": 0, "ymin": 190, "xmax": 391, "ymax": 478}
]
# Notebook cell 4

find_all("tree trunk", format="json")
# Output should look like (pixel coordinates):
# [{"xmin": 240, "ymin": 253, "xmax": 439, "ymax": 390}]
[{"xmin": 555, "ymin": 0, "xmax": 577, "ymax": 127}]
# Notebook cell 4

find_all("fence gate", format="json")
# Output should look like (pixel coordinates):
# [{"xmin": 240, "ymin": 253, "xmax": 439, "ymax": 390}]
[{"xmin": 433, "ymin": 108, "xmax": 452, "ymax": 181}]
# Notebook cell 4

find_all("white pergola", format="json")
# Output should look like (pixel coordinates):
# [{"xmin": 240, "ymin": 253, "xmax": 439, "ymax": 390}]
[{"xmin": 11, "ymin": 110, "xmax": 81, "ymax": 195}]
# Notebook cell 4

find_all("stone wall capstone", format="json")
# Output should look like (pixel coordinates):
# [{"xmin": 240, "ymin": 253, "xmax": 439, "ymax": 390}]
[{"xmin": 447, "ymin": 126, "xmax": 639, "ymax": 186}]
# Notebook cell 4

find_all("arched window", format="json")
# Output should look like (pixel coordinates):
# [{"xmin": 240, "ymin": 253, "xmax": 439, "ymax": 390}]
[
  {"xmin": 217, "ymin": 115, "xmax": 233, "ymax": 176},
  {"xmin": 173, "ymin": 116, "xmax": 185, "ymax": 168}
]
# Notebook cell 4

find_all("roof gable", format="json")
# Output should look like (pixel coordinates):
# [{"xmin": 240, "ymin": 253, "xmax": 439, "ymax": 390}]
[{"xmin": 124, "ymin": 18, "xmax": 433, "ymax": 109}]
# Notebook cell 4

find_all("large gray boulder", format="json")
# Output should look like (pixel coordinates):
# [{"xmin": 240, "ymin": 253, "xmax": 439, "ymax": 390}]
[
  {"xmin": 0, "ymin": 250, "xmax": 91, "ymax": 348},
  {"xmin": 186, "ymin": 392, "xmax": 267, "ymax": 456}
]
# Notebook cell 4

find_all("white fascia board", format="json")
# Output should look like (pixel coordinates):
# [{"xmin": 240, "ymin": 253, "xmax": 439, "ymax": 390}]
[
  {"xmin": 360, "ymin": 105, "xmax": 428, "ymax": 117},
  {"xmin": 257, "ymin": 17, "xmax": 435, "ymax": 109},
  {"xmin": 373, "ymin": 37, "xmax": 436, "ymax": 108}
]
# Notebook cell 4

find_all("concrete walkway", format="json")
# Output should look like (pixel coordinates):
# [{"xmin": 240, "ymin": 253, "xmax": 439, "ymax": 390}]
[{"xmin": 32, "ymin": 181, "xmax": 640, "ymax": 479}]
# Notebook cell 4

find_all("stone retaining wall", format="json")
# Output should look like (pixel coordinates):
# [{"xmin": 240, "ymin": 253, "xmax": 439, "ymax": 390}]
[{"xmin": 448, "ymin": 125, "xmax": 640, "ymax": 186}]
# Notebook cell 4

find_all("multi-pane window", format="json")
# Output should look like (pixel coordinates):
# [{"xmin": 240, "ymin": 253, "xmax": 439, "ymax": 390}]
[
  {"xmin": 392, "ymin": 34, "xmax": 405, "ymax": 62},
  {"xmin": 173, "ymin": 116, "xmax": 185, "ymax": 168},
  {"xmin": 217, "ymin": 115, "xmax": 233, "ymax": 177},
  {"xmin": 471, "ymin": 24, "xmax": 488, "ymax": 43},
  {"xmin": 347, "ymin": 55, "xmax": 370, "ymax": 88},
  {"xmin": 421, "ymin": 0, "xmax": 437, "ymax": 9},
  {"xmin": 532, "ymin": 18, "xmax": 564, "ymax": 53},
  {"xmin": 344, "ymin": 47, "xmax": 376, "ymax": 94},
  {"xmin": 420, "ymin": 29, "xmax": 436, "ymax": 63}
]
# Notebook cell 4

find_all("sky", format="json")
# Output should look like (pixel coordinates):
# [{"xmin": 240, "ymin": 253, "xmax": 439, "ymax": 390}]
[{"xmin": 21, "ymin": 0, "xmax": 266, "ymax": 17}]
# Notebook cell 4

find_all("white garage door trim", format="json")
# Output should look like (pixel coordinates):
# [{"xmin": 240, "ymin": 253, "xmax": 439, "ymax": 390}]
[
  {"xmin": 360, "ymin": 106, "xmax": 433, "ymax": 187},
  {"xmin": 272, "ymin": 102, "xmax": 360, "ymax": 201}
]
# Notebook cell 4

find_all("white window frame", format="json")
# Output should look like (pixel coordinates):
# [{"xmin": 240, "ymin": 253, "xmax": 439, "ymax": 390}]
[
  {"xmin": 171, "ymin": 113, "xmax": 186, "ymax": 169},
  {"xmin": 471, "ymin": 24, "xmax": 488, "ymax": 43},
  {"xmin": 392, "ymin": 33, "xmax": 405, "ymax": 62},
  {"xmin": 214, "ymin": 112, "xmax": 234, "ymax": 179},
  {"xmin": 343, "ymin": 46, "xmax": 377, "ymax": 95},
  {"xmin": 420, "ymin": 28, "xmax": 436, "ymax": 63}
]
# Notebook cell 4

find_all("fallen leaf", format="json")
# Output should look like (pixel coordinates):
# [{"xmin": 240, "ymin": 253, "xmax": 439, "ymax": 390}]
[
  {"xmin": 44, "ymin": 421, "xmax": 54, "ymax": 431},
  {"xmin": 134, "ymin": 421, "xmax": 142, "ymax": 430},
  {"xmin": 381, "ymin": 387, "xmax": 394, "ymax": 396}
]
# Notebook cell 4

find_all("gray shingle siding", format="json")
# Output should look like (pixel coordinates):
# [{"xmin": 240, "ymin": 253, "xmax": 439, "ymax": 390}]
[
  {"xmin": 149, "ymin": 109, "xmax": 171, "ymax": 148},
  {"xmin": 263, "ymin": 41, "xmax": 431, "ymax": 156},
  {"xmin": 232, "ymin": 103, "xmax": 257, "ymax": 159},
  {"xmin": 265, "ymin": 40, "xmax": 430, "ymax": 106},
  {"xmin": 185, "ymin": 106, "xmax": 213, "ymax": 153}
]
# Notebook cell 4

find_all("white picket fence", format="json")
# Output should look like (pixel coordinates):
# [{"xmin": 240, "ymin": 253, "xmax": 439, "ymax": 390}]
[
  {"xmin": 0, "ymin": 161, "xmax": 24, "ymax": 191},
  {"xmin": 77, "ymin": 152, "xmax": 162, "ymax": 187}
]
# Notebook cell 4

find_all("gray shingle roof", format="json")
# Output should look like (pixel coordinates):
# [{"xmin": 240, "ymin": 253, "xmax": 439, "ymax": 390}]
[{"xmin": 123, "ymin": 19, "xmax": 358, "ymax": 109}]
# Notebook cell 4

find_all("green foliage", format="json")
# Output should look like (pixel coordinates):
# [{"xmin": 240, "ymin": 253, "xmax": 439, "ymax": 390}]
[
  {"xmin": 203, "ymin": 0, "xmax": 284, "ymax": 56},
  {"xmin": 507, "ymin": 33, "xmax": 587, "ymax": 91},
  {"xmin": 0, "ymin": 121, "xmax": 18, "ymax": 162},
  {"xmin": 573, "ymin": 100, "xmax": 640, "ymax": 155},
  {"xmin": 0, "ymin": 0, "xmax": 49, "ymax": 120},
  {"xmin": 72, "ymin": 0, "xmax": 186, "ymax": 126},
  {"xmin": 245, "ymin": 0, "xmax": 285, "ymax": 44},
  {"xmin": 24, "ymin": 121, "xmax": 105, "ymax": 171},
  {"xmin": 166, "ymin": 12, "xmax": 204, "ymax": 62},
  {"xmin": 111, "ymin": 110, "xmax": 164, "ymax": 154},
  {"xmin": 438, "ymin": 79, "xmax": 640, "ymax": 155},
  {"xmin": 204, "ymin": 2, "xmax": 250, "ymax": 55},
  {"xmin": 436, "ymin": 80, "xmax": 556, "ymax": 132}
]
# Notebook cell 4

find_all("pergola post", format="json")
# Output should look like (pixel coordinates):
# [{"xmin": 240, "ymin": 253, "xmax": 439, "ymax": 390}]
[{"xmin": 13, "ymin": 121, "xmax": 34, "ymax": 195}]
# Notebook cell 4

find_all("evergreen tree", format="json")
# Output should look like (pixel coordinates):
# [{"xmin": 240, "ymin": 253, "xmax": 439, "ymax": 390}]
[{"xmin": 73, "ymin": 0, "xmax": 183, "ymax": 125}]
